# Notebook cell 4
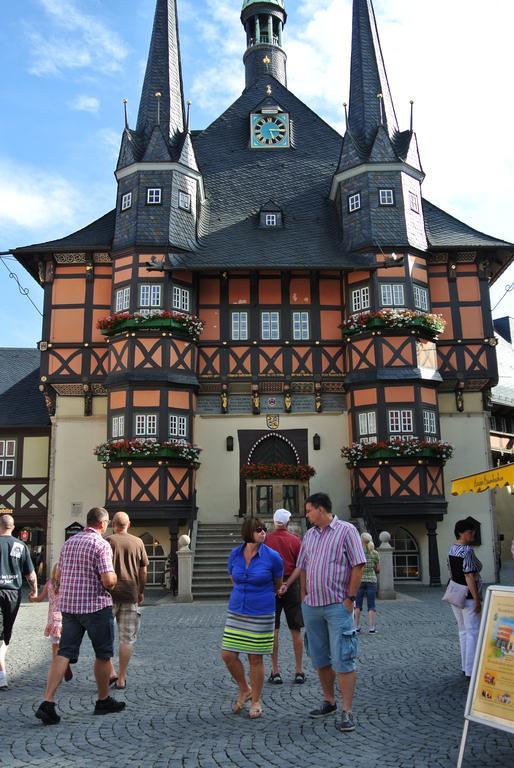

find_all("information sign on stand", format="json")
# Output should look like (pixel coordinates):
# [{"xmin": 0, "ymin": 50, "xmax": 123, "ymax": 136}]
[{"xmin": 457, "ymin": 585, "xmax": 514, "ymax": 767}]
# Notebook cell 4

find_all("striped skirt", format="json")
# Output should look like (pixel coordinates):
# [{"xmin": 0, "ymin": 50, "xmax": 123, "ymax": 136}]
[{"xmin": 221, "ymin": 611, "xmax": 275, "ymax": 655}]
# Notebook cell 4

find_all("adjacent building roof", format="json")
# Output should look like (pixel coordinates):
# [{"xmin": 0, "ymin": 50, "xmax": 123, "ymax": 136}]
[
  {"xmin": 423, "ymin": 201, "xmax": 513, "ymax": 250},
  {"xmin": 0, "ymin": 349, "xmax": 50, "ymax": 428}
]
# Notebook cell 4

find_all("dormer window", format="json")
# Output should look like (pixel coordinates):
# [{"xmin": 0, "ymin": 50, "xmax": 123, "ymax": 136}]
[
  {"xmin": 121, "ymin": 192, "xmax": 132, "ymax": 211},
  {"xmin": 379, "ymin": 189, "xmax": 394, "ymax": 206},
  {"xmin": 348, "ymin": 193, "xmax": 361, "ymax": 212},
  {"xmin": 409, "ymin": 191, "xmax": 420, "ymax": 214},
  {"xmin": 178, "ymin": 191, "xmax": 191, "ymax": 212},
  {"xmin": 266, "ymin": 214, "xmax": 277, "ymax": 227},
  {"xmin": 259, "ymin": 204, "xmax": 283, "ymax": 229},
  {"xmin": 147, "ymin": 188, "xmax": 162, "ymax": 205}
]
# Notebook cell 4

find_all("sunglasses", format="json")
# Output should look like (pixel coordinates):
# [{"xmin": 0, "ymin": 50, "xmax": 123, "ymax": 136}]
[{"xmin": 255, "ymin": 526, "xmax": 267, "ymax": 533}]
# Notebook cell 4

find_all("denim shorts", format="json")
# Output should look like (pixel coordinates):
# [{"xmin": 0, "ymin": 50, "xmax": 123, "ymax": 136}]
[
  {"xmin": 355, "ymin": 582, "xmax": 377, "ymax": 612},
  {"xmin": 301, "ymin": 602, "xmax": 357, "ymax": 674},
  {"xmin": 58, "ymin": 607, "xmax": 114, "ymax": 663}
]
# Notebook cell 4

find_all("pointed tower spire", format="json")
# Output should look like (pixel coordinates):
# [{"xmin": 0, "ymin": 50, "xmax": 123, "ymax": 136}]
[
  {"xmin": 136, "ymin": 0, "xmax": 185, "ymax": 148},
  {"xmin": 348, "ymin": 0, "xmax": 398, "ymax": 144}
]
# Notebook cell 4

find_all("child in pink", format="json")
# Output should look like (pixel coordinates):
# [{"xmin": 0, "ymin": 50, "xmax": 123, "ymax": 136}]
[{"xmin": 31, "ymin": 564, "xmax": 72, "ymax": 681}]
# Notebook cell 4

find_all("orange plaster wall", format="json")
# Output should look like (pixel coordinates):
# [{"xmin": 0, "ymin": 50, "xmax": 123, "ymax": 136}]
[
  {"xmin": 429, "ymin": 277, "xmax": 450, "ymax": 303},
  {"xmin": 353, "ymin": 389, "xmax": 377, "ymax": 407},
  {"xmin": 92, "ymin": 309, "xmax": 109, "ymax": 342},
  {"xmin": 199, "ymin": 309, "xmax": 220, "ymax": 341},
  {"xmin": 457, "ymin": 277, "xmax": 481, "ymax": 303},
  {"xmin": 93, "ymin": 279, "xmax": 112, "ymax": 306},
  {"xmin": 290, "ymin": 278, "xmax": 311, "ymax": 304},
  {"xmin": 133, "ymin": 391, "xmax": 160, "ymax": 408},
  {"xmin": 52, "ymin": 278, "xmax": 86, "ymax": 305},
  {"xmin": 50, "ymin": 308, "xmax": 84, "ymax": 343},
  {"xmin": 110, "ymin": 391, "xmax": 127, "ymax": 410},
  {"xmin": 48, "ymin": 349, "xmax": 82, "ymax": 375},
  {"xmin": 420, "ymin": 388, "xmax": 437, "ymax": 405},
  {"xmin": 115, "ymin": 256, "xmax": 134, "ymax": 269},
  {"xmin": 131, "ymin": 468, "xmax": 159, "ymax": 502},
  {"xmin": 384, "ymin": 386, "xmax": 415, "ymax": 403},
  {"xmin": 347, "ymin": 271, "xmax": 370, "ymax": 285},
  {"xmin": 229, "ymin": 278, "xmax": 250, "ymax": 305},
  {"xmin": 319, "ymin": 279, "xmax": 341, "ymax": 306},
  {"xmin": 320, "ymin": 311, "xmax": 341, "ymax": 341},
  {"xmin": 113, "ymin": 269, "xmax": 132, "ymax": 284},
  {"xmin": 460, "ymin": 307, "xmax": 484, "ymax": 338},
  {"xmin": 168, "ymin": 391, "xmax": 189, "ymax": 409},
  {"xmin": 259, "ymin": 279, "xmax": 281, "ymax": 305},
  {"xmin": 173, "ymin": 271, "xmax": 193, "ymax": 283},
  {"xmin": 199, "ymin": 278, "xmax": 220, "ymax": 305},
  {"xmin": 55, "ymin": 266, "xmax": 85, "ymax": 276},
  {"xmin": 438, "ymin": 307, "xmax": 454, "ymax": 339}
]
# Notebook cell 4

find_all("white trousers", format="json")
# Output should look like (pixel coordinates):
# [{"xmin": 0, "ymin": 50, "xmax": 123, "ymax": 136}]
[{"xmin": 451, "ymin": 600, "xmax": 481, "ymax": 676}]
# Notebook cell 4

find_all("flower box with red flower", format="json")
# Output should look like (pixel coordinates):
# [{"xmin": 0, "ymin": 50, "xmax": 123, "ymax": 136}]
[{"xmin": 97, "ymin": 311, "xmax": 204, "ymax": 340}]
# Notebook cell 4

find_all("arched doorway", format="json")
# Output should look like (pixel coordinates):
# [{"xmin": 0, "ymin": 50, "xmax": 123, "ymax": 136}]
[
  {"xmin": 140, "ymin": 532, "xmax": 166, "ymax": 587},
  {"xmin": 390, "ymin": 527, "xmax": 421, "ymax": 581},
  {"xmin": 249, "ymin": 434, "xmax": 299, "ymax": 465},
  {"xmin": 246, "ymin": 434, "xmax": 305, "ymax": 517}
]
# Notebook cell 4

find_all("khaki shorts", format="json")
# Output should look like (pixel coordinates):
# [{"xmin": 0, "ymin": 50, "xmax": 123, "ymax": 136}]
[{"xmin": 112, "ymin": 603, "xmax": 141, "ymax": 645}]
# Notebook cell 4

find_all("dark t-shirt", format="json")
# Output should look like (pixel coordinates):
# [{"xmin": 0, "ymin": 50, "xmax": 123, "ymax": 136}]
[
  {"xmin": 0, "ymin": 535, "xmax": 34, "ymax": 590},
  {"xmin": 265, "ymin": 528, "xmax": 302, "ymax": 577},
  {"xmin": 107, "ymin": 533, "xmax": 149, "ymax": 603}
]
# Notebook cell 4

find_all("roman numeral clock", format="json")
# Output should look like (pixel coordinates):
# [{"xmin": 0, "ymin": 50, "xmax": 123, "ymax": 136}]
[{"xmin": 250, "ymin": 111, "xmax": 290, "ymax": 148}]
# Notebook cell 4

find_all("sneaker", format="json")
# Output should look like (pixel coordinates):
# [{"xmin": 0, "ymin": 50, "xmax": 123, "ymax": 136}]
[
  {"xmin": 368, "ymin": 628, "xmax": 376, "ymax": 634},
  {"xmin": 335, "ymin": 711, "xmax": 355, "ymax": 732},
  {"xmin": 94, "ymin": 696, "xmax": 126, "ymax": 716},
  {"xmin": 35, "ymin": 701, "xmax": 61, "ymax": 725},
  {"xmin": 355, "ymin": 626, "xmax": 361, "ymax": 633},
  {"xmin": 309, "ymin": 700, "xmax": 337, "ymax": 718}
]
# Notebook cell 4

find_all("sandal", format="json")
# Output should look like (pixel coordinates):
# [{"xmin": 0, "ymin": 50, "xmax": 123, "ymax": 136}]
[
  {"xmin": 249, "ymin": 701, "xmax": 263, "ymax": 719},
  {"xmin": 268, "ymin": 673, "xmax": 283, "ymax": 685},
  {"xmin": 294, "ymin": 672, "xmax": 306, "ymax": 684},
  {"xmin": 232, "ymin": 688, "xmax": 252, "ymax": 714}
]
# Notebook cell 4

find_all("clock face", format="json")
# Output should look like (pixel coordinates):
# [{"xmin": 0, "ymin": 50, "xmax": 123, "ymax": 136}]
[{"xmin": 251, "ymin": 113, "xmax": 290, "ymax": 149}]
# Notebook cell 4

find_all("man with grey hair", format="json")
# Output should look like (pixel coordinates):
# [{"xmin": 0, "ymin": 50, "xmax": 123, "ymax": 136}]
[
  {"xmin": 0, "ymin": 512, "xmax": 37, "ymax": 689},
  {"xmin": 106, "ymin": 511, "xmax": 148, "ymax": 690}
]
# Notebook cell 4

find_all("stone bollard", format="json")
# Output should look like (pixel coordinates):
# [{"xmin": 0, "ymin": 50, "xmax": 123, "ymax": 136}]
[
  {"xmin": 176, "ymin": 534, "xmax": 193, "ymax": 603},
  {"xmin": 377, "ymin": 531, "xmax": 396, "ymax": 600}
]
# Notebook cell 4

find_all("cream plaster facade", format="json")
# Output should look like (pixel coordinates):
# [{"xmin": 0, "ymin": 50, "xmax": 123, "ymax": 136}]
[{"xmin": 21, "ymin": 436, "xmax": 49, "ymax": 478}]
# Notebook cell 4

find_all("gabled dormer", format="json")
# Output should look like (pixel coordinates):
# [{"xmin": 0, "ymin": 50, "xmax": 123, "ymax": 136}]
[{"xmin": 331, "ymin": 0, "xmax": 428, "ymax": 254}]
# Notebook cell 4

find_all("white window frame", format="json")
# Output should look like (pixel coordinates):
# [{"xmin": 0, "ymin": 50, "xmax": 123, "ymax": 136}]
[
  {"xmin": 172, "ymin": 286, "xmax": 191, "ymax": 313},
  {"xmin": 261, "ymin": 311, "xmax": 280, "ymax": 341},
  {"xmin": 409, "ymin": 191, "xmax": 420, "ymax": 213},
  {"xmin": 115, "ymin": 286, "xmax": 130, "ymax": 313},
  {"xmin": 265, "ymin": 213, "xmax": 278, "ymax": 227},
  {"xmin": 178, "ymin": 191, "xmax": 191, "ymax": 212},
  {"xmin": 423, "ymin": 410, "xmax": 437, "ymax": 436},
  {"xmin": 121, "ymin": 192, "xmax": 132, "ymax": 211},
  {"xmin": 358, "ymin": 411, "xmax": 377, "ymax": 444},
  {"xmin": 231, "ymin": 311, "xmax": 249, "ymax": 341},
  {"xmin": 139, "ymin": 284, "xmax": 162, "ymax": 309},
  {"xmin": 0, "ymin": 439, "xmax": 16, "ymax": 477},
  {"xmin": 348, "ymin": 193, "xmax": 361, "ymax": 212},
  {"xmin": 351, "ymin": 286, "xmax": 370, "ymax": 313},
  {"xmin": 112, "ymin": 415, "xmax": 125, "ymax": 439},
  {"xmin": 414, "ymin": 285, "xmax": 429, "ymax": 312},
  {"xmin": 169, "ymin": 414, "xmax": 188, "ymax": 439},
  {"xmin": 388, "ymin": 409, "xmax": 414, "ymax": 436},
  {"xmin": 380, "ymin": 283, "xmax": 405, "ymax": 307},
  {"xmin": 135, "ymin": 414, "xmax": 158, "ymax": 438},
  {"xmin": 379, "ymin": 189, "xmax": 394, "ymax": 206},
  {"xmin": 292, "ymin": 311, "xmax": 310, "ymax": 341},
  {"xmin": 147, "ymin": 188, "xmax": 162, "ymax": 205}
]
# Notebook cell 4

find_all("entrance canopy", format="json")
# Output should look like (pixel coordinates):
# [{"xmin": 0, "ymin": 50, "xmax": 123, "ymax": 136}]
[{"xmin": 451, "ymin": 463, "xmax": 514, "ymax": 496}]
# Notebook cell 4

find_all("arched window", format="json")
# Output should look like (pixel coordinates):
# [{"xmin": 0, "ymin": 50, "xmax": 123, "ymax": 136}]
[
  {"xmin": 140, "ymin": 532, "xmax": 164, "ymax": 558},
  {"xmin": 390, "ymin": 527, "xmax": 421, "ymax": 581},
  {"xmin": 248, "ymin": 434, "xmax": 299, "ymax": 466}
]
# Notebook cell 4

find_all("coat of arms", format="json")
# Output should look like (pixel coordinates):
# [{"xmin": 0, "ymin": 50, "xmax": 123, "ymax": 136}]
[{"xmin": 266, "ymin": 415, "xmax": 280, "ymax": 430}]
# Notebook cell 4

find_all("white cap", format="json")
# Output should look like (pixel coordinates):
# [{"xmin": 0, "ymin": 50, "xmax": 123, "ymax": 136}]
[{"xmin": 273, "ymin": 508, "xmax": 291, "ymax": 525}]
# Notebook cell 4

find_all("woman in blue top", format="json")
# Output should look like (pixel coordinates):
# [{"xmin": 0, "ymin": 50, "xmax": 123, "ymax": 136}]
[{"xmin": 221, "ymin": 517, "xmax": 283, "ymax": 719}]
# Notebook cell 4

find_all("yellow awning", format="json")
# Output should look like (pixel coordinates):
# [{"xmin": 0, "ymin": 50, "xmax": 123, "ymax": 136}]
[{"xmin": 451, "ymin": 463, "xmax": 514, "ymax": 496}]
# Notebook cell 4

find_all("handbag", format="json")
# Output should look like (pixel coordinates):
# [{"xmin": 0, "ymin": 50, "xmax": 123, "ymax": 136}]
[{"xmin": 442, "ymin": 579, "xmax": 469, "ymax": 609}]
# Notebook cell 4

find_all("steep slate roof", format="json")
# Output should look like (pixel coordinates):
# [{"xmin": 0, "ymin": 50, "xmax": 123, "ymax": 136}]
[
  {"xmin": 0, "ymin": 349, "xmax": 50, "ymax": 428},
  {"xmin": 172, "ymin": 78, "xmax": 374, "ymax": 270},
  {"xmin": 423, "ymin": 201, "xmax": 513, "ymax": 249},
  {"xmin": 13, "ymin": 211, "xmax": 116, "ymax": 254}
]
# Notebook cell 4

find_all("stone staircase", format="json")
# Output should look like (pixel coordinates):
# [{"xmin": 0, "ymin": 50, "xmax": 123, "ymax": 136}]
[{"xmin": 192, "ymin": 522, "xmax": 241, "ymax": 601}]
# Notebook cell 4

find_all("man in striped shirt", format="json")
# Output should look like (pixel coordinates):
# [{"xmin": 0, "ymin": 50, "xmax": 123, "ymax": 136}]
[
  {"xmin": 280, "ymin": 493, "xmax": 366, "ymax": 733},
  {"xmin": 35, "ymin": 507, "xmax": 125, "ymax": 725}
]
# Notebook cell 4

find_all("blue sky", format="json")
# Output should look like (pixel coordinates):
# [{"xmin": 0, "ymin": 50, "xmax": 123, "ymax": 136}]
[{"xmin": 0, "ymin": 0, "xmax": 513, "ymax": 348}]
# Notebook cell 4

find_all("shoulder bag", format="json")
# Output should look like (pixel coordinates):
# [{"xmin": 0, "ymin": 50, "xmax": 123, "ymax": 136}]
[{"xmin": 442, "ymin": 579, "xmax": 469, "ymax": 609}]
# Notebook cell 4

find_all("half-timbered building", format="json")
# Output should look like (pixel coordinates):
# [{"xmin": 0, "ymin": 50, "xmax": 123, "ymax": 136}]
[{"xmin": 12, "ymin": 0, "xmax": 513, "ymax": 589}]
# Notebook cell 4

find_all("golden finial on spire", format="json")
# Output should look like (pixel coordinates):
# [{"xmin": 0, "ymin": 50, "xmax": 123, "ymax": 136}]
[{"xmin": 263, "ymin": 55, "xmax": 271, "ymax": 66}]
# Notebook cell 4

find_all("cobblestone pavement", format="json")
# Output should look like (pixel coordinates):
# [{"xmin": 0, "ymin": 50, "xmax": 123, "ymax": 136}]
[{"xmin": 1, "ymin": 578, "xmax": 513, "ymax": 768}]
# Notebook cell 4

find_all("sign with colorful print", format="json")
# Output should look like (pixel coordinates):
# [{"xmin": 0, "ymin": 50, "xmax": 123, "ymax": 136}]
[
  {"xmin": 457, "ymin": 586, "xmax": 514, "ymax": 767},
  {"xmin": 19, "ymin": 530, "xmax": 29, "ymax": 542},
  {"xmin": 266, "ymin": 415, "xmax": 279, "ymax": 430}
]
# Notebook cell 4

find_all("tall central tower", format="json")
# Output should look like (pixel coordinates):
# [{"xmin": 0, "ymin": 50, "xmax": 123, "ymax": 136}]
[{"xmin": 241, "ymin": 0, "xmax": 287, "ymax": 88}]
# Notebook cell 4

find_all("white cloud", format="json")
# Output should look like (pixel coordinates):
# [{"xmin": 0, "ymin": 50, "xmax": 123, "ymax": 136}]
[
  {"xmin": 28, "ymin": 0, "xmax": 128, "ymax": 76},
  {"xmin": 69, "ymin": 95, "xmax": 100, "ymax": 113},
  {"xmin": 97, "ymin": 129, "xmax": 122, "ymax": 162}
]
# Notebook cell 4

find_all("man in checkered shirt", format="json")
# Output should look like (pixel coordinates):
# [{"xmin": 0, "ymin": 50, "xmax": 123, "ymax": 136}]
[{"xmin": 35, "ymin": 507, "xmax": 126, "ymax": 725}]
